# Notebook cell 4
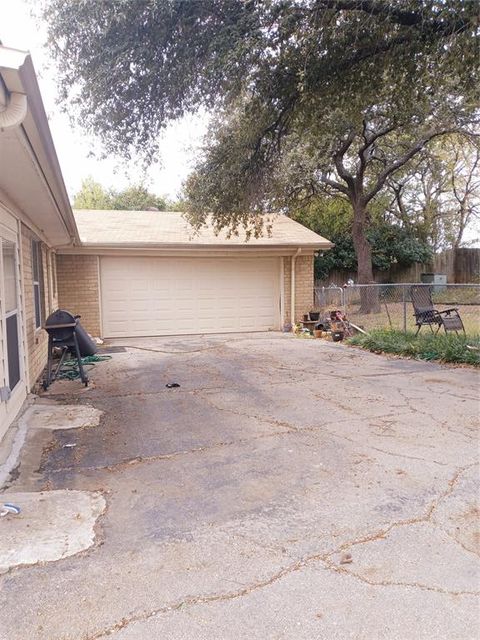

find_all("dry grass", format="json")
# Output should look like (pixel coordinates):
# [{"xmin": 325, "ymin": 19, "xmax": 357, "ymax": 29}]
[
  {"xmin": 349, "ymin": 330, "xmax": 480, "ymax": 366},
  {"xmin": 345, "ymin": 302, "xmax": 480, "ymax": 336}
]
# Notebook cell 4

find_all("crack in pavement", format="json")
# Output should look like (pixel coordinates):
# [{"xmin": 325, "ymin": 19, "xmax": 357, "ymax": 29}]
[
  {"xmin": 121, "ymin": 343, "xmax": 229, "ymax": 355},
  {"xmin": 195, "ymin": 392, "xmax": 299, "ymax": 433},
  {"xmin": 85, "ymin": 385, "xmax": 227, "ymax": 400},
  {"xmin": 319, "ymin": 557, "xmax": 479, "ymax": 597},
  {"xmin": 369, "ymin": 445, "xmax": 449, "ymax": 466},
  {"xmin": 396, "ymin": 388, "xmax": 436, "ymax": 421},
  {"xmin": 43, "ymin": 434, "xmax": 275, "ymax": 475},
  {"xmin": 446, "ymin": 424, "xmax": 478, "ymax": 442},
  {"xmin": 82, "ymin": 463, "xmax": 480, "ymax": 639}
]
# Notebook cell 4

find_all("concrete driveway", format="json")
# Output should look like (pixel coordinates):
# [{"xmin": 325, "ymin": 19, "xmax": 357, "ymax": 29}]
[{"xmin": 1, "ymin": 333, "xmax": 479, "ymax": 639}]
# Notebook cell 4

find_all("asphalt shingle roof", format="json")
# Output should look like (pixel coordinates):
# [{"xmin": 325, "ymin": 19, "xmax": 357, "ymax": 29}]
[{"xmin": 73, "ymin": 210, "xmax": 332, "ymax": 249}]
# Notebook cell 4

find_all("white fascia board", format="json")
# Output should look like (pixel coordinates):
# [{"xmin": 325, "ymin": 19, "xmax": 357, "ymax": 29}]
[
  {"xmin": 0, "ymin": 46, "xmax": 80, "ymax": 246},
  {"xmin": 56, "ymin": 243, "xmax": 329, "ymax": 257}
]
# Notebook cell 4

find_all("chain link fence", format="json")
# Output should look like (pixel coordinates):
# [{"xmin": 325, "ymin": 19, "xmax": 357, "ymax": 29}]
[{"xmin": 314, "ymin": 283, "xmax": 480, "ymax": 335}]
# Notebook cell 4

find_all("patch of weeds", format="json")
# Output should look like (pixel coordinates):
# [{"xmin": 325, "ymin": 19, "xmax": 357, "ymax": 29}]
[{"xmin": 348, "ymin": 330, "xmax": 480, "ymax": 366}]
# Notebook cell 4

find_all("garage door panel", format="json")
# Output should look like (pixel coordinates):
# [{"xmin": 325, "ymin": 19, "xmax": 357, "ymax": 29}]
[{"xmin": 100, "ymin": 257, "xmax": 281, "ymax": 337}]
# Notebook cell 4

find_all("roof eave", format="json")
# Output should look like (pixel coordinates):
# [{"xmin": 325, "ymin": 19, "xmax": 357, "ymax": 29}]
[
  {"xmin": 58, "ymin": 241, "xmax": 333, "ymax": 255},
  {"xmin": 0, "ymin": 47, "xmax": 80, "ymax": 247}
]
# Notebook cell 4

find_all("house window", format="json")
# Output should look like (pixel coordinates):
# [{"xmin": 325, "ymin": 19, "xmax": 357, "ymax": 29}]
[
  {"xmin": 32, "ymin": 239, "xmax": 44, "ymax": 329},
  {"xmin": 2, "ymin": 239, "xmax": 21, "ymax": 389}
]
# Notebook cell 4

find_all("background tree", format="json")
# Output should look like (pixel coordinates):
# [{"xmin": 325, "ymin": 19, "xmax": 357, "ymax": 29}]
[
  {"xmin": 295, "ymin": 196, "xmax": 432, "ymax": 281},
  {"xmin": 73, "ymin": 177, "xmax": 112, "ymax": 210},
  {"xmin": 73, "ymin": 178, "xmax": 168, "ymax": 211},
  {"xmin": 387, "ymin": 137, "xmax": 480, "ymax": 250},
  {"xmin": 42, "ymin": 1, "xmax": 479, "ymax": 304},
  {"xmin": 110, "ymin": 185, "xmax": 168, "ymax": 211}
]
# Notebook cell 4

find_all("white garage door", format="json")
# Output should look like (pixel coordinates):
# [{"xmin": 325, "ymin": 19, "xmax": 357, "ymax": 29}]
[{"xmin": 100, "ymin": 256, "xmax": 281, "ymax": 337}]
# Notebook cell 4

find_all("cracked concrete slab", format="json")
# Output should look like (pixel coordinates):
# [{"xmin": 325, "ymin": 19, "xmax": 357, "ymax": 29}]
[
  {"xmin": 108, "ymin": 565, "xmax": 479, "ymax": 640},
  {"xmin": 0, "ymin": 489, "xmax": 105, "ymax": 573},
  {"xmin": 0, "ymin": 333, "xmax": 478, "ymax": 640}
]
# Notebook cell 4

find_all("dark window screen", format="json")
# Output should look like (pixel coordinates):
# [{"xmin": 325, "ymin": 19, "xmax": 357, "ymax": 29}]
[{"xmin": 6, "ymin": 313, "xmax": 20, "ymax": 390}]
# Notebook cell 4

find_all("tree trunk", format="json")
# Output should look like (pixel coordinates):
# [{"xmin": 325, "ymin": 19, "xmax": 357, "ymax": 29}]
[{"xmin": 352, "ymin": 200, "xmax": 379, "ymax": 313}]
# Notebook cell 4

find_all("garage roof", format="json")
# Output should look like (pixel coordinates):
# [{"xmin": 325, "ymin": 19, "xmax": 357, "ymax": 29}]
[{"xmin": 73, "ymin": 210, "xmax": 332, "ymax": 250}]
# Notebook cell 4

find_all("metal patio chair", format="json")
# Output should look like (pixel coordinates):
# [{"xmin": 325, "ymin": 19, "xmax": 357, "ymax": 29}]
[{"xmin": 410, "ymin": 285, "xmax": 465, "ymax": 336}]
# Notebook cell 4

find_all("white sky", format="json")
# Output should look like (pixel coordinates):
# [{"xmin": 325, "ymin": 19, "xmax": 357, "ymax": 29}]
[{"xmin": 0, "ymin": 0, "xmax": 209, "ymax": 201}]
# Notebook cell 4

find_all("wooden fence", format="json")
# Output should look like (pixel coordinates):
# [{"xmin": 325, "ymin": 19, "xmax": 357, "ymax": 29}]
[{"xmin": 316, "ymin": 248, "xmax": 480, "ymax": 287}]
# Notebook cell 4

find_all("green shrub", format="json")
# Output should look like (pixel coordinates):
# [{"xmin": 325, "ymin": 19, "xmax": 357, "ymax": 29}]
[{"xmin": 349, "ymin": 330, "xmax": 480, "ymax": 366}]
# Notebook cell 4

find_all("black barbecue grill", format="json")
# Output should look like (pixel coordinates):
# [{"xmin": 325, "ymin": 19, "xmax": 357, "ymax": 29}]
[{"xmin": 43, "ymin": 310, "xmax": 97, "ymax": 389}]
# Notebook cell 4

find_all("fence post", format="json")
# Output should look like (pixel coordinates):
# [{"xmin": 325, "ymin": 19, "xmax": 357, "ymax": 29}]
[{"xmin": 402, "ymin": 285, "xmax": 407, "ymax": 333}]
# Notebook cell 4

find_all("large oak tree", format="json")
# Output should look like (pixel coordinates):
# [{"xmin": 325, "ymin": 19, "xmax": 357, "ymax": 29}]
[{"xmin": 41, "ymin": 0, "xmax": 479, "ymax": 295}]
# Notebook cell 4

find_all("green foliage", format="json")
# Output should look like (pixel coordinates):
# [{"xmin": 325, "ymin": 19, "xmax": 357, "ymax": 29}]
[
  {"xmin": 41, "ymin": 1, "xmax": 479, "ymax": 161},
  {"xmin": 292, "ymin": 197, "xmax": 353, "ymax": 237},
  {"xmin": 314, "ymin": 226, "xmax": 432, "ymax": 280},
  {"xmin": 72, "ymin": 177, "xmax": 111, "ymax": 210},
  {"xmin": 292, "ymin": 196, "xmax": 432, "ymax": 280},
  {"xmin": 368, "ymin": 225, "xmax": 433, "ymax": 271},
  {"xmin": 110, "ymin": 185, "xmax": 167, "ymax": 211},
  {"xmin": 73, "ymin": 178, "xmax": 168, "ymax": 211},
  {"xmin": 349, "ymin": 330, "xmax": 480, "ymax": 366}
]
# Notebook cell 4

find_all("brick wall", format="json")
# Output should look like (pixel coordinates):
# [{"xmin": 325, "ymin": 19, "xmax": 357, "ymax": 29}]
[
  {"xmin": 56, "ymin": 255, "xmax": 101, "ymax": 337},
  {"xmin": 283, "ymin": 254, "xmax": 314, "ymax": 323},
  {"xmin": 21, "ymin": 224, "xmax": 58, "ymax": 388}
]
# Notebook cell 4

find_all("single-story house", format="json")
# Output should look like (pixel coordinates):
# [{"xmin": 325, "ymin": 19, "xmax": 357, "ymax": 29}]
[
  {"xmin": 0, "ymin": 45, "xmax": 331, "ymax": 437},
  {"xmin": 0, "ymin": 46, "xmax": 79, "ymax": 440},
  {"xmin": 57, "ymin": 210, "xmax": 332, "ymax": 338}
]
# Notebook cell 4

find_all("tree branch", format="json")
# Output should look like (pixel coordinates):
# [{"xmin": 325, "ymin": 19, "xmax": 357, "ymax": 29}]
[
  {"xmin": 364, "ymin": 129, "xmax": 458, "ymax": 204},
  {"xmin": 319, "ymin": 174, "xmax": 350, "ymax": 195},
  {"xmin": 333, "ymin": 130, "xmax": 356, "ymax": 190},
  {"xmin": 313, "ymin": 0, "xmax": 472, "ymax": 33}
]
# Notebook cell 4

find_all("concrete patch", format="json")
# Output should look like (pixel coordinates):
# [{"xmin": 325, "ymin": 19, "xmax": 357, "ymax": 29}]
[
  {"xmin": 26, "ymin": 403, "xmax": 103, "ymax": 430},
  {"xmin": 0, "ymin": 489, "xmax": 105, "ymax": 573},
  {"xmin": 0, "ymin": 397, "xmax": 34, "ymax": 488}
]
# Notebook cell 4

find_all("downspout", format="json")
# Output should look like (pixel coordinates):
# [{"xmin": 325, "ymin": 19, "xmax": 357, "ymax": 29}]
[
  {"xmin": 0, "ymin": 77, "xmax": 27, "ymax": 129},
  {"xmin": 291, "ymin": 248, "xmax": 301, "ymax": 325}
]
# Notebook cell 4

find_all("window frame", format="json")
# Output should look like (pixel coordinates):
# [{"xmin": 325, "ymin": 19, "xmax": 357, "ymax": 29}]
[{"xmin": 31, "ymin": 239, "xmax": 44, "ymax": 330}]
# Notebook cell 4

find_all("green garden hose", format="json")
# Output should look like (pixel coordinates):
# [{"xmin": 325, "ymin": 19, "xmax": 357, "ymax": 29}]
[{"xmin": 57, "ymin": 355, "xmax": 112, "ymax": 380}]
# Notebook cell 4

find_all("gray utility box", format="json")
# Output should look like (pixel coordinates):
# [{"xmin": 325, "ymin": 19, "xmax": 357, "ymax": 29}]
[{"xmin": 420, "ymin": 273, "xmax": 447, "ymax": 292}]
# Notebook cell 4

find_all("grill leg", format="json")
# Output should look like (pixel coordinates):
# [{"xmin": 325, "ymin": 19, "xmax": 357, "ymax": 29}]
[
  {"xmin": 43, "ymin": 335, "xmax": 54, "ymax": 390},
  {"xmin": 44, "ymin": 343, "xmax": 68, "ymax": 390}
]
